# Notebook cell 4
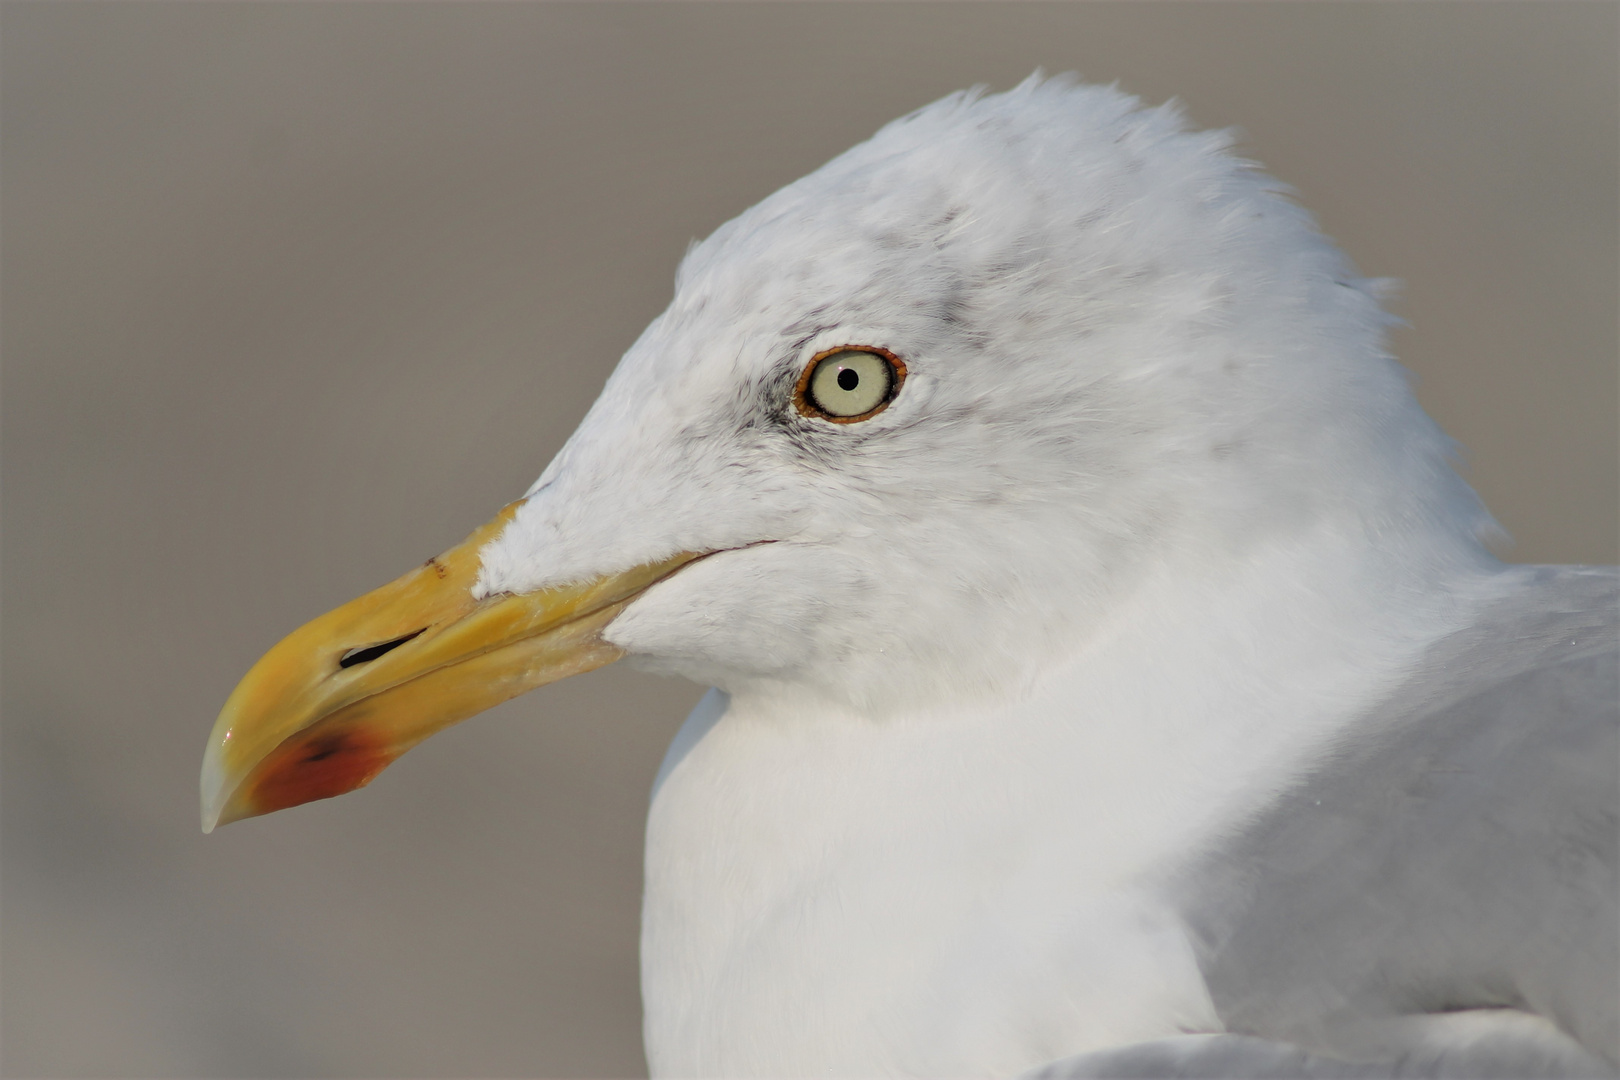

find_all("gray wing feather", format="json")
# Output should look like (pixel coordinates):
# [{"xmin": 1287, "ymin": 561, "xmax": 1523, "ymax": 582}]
[
  {"xmin": 1028, "ymin": 1029, "xmax": 1615, "ymax": 1079},
  {"xmin": 1174, "ymin": 565, "xmax": 1618, "ymax": 1074}
]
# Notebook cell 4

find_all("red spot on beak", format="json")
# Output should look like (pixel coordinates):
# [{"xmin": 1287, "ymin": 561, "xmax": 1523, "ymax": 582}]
[{"xmin": 244, "ymin": 725, "xmax": 396, "ymax": 816}]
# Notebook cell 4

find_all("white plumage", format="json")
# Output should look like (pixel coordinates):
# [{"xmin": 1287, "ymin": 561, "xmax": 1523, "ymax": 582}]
[
  {"xmin": 470, "ymin": 76, "xmax": 1618, "ymax": 1077},
  {"xmin": 216, "ymin": 75, "xmax": 1617, "ymax": 1077}
]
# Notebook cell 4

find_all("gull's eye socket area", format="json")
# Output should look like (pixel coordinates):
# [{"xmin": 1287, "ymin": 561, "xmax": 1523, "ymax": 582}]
[{"xmin": 794, "ymin": 347, "xmax": 906, "ymax": 423}]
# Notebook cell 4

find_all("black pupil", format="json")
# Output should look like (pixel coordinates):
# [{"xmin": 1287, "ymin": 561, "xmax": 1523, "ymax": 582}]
[{"xmin": 837, "ymin": 367, "xmax": 860, "ymax": 391}]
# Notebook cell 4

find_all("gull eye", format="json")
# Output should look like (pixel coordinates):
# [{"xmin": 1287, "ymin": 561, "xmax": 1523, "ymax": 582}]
[{"xmin": 794, "ymin": 347, "xmax": 907, "ymax": 423}]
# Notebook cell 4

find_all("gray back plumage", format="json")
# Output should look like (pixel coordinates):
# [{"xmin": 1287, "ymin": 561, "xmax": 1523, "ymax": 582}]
[{"xmin": 1178, "ymin": 565, "xmax": 1618, "ymax": 1070}]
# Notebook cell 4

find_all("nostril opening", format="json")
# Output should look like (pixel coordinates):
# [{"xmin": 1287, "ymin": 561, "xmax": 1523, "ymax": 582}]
[{"xmin": 339, "ymin": 628, "xmax": 426, "ymax": 669}]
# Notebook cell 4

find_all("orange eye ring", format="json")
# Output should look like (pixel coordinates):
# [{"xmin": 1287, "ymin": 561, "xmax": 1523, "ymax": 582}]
[{"xmin": 792, "ymin": 346, "xmax": 908, "ymax": 424}]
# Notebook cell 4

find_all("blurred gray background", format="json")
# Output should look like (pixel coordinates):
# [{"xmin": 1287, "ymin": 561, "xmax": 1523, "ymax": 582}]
[{"xmin": 3, "ymin": 3, "xmax": 1615, "ymax": 1077}]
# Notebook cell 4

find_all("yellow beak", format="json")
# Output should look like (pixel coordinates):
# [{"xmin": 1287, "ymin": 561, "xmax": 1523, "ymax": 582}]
[{"xmin": 200, "ymin": 501, "xmax": 696, "ymax": 832}]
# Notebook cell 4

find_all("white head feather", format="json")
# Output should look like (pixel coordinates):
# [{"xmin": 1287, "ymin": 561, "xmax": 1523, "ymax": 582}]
[{"xmin": 474, "ymin": 74, "xmax": 1495, "ymax": 716}]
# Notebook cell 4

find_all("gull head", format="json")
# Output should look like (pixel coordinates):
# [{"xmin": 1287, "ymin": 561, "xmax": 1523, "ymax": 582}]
[{"xmin": 201, "ymin": 75, "xmax": 1492, "ymax": 830}]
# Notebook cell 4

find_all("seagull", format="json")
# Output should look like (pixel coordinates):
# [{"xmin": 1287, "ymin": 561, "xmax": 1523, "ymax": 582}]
[{"xmin": 200, "ymin": 76, "xmax": 1617, "ymax": 1078}]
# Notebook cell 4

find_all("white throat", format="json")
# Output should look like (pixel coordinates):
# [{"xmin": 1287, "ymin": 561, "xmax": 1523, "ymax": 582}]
[{"xmin": 639, "ymin": 526, "xmax": 1494, "ymax": 1076}]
